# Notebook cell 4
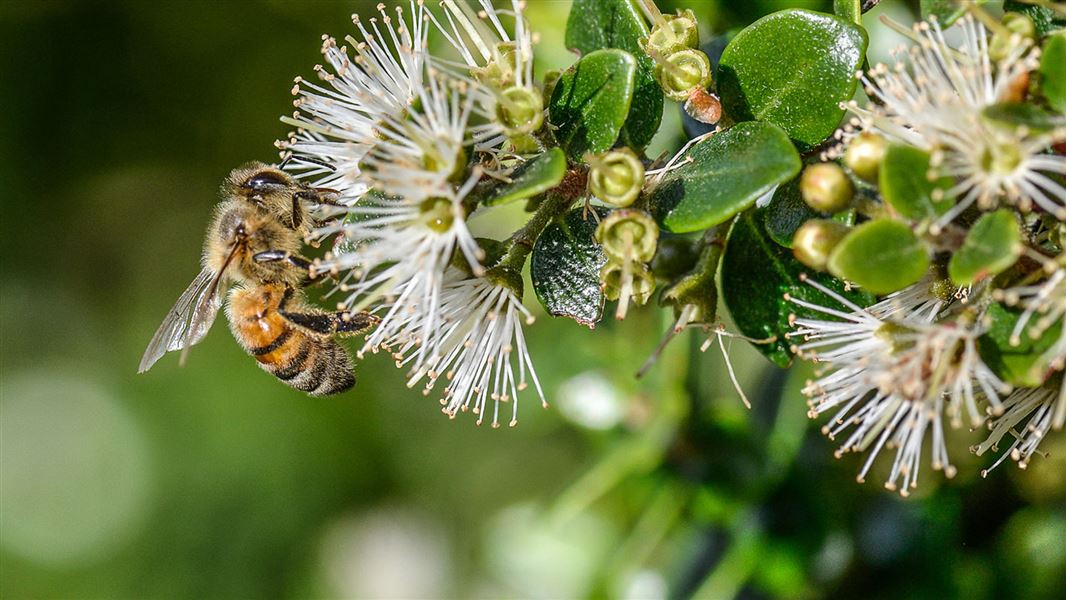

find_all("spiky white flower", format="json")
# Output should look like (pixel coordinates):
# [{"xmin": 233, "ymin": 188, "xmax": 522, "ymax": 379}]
[
  {"xmin": 974, "ymin": 382, "xmax": 1065, "ymax": 472},
  {"xmin": 844, "ymin": 15, "xmax": 1066, "ymax": 223},
  {"xmin": 399, "ymin": 272, "xmax": 545, "ymax": 427},
  {"xmin": 311, "ymin": 76, "xmax": 487, "ymax": 366},
  {"xmin": 429, "ymin": 0, "xmax": 541, "ymax": 159},
  {"xmin": 787, "ymin": 275, "xmax": 1008, "ymax": 495},
  {"xmin": 280, "ymin": 1, "xmax": 429, "ymax": 201}
]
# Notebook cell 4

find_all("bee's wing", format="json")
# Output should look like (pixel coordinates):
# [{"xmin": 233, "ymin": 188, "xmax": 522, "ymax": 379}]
[{"xmin": 138, "ymin": 268, "xmax": 223, "ymax": 373}]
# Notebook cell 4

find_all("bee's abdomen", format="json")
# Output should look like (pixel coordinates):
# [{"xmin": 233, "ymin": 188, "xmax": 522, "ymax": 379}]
[{"xmin": 265, "ymin": 336, "xmax": 353, "ymax": 396}]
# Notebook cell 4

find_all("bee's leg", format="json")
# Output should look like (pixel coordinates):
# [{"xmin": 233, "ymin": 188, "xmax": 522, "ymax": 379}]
[
  {"xmin": 253, "ymin": 250, "xmax": 314, "ymax": 275},
  {"xmin": 278, "ymin": 308, "xmax": 378, "ymax": 336}
]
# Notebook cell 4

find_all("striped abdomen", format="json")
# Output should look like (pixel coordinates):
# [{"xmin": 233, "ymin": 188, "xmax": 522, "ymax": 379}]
[{"xmin": 227, "ymin": 284, "xmax": 355, "ymax": 396}]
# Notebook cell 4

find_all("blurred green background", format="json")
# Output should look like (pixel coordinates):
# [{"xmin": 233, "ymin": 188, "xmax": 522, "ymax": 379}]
[{"xmin": 2, "ymin": 0, "xmax": 1065, "ymax": 598}]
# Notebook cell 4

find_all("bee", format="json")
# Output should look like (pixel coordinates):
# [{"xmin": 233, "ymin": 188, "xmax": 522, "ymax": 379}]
[{"xmin": 138, "ymin": 165, "xmax": 375, "ymax": 396}]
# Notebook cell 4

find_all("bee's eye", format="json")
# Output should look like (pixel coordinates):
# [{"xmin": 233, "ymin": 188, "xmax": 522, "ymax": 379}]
[{"xmin": 242, "ymin": 171, "xmax": 288, "ymax": 190}]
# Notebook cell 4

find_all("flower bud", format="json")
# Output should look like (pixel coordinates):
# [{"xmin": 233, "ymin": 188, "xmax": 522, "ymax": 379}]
[
  {"xmin": 989, "ymin": 13, "xmax": 1036, "ymax": 62},
  {"xmin": 654, "ymin": 49, "xmax": 713, "ymax": 101},
  {"xmin": 800, "ymin": 162, "xmax": 854, "ymax": 213},
  {"xmin": 844, "ymin": 131, "xmax": 887, "ymax": 183},
  {"xmin": 792, "ymin": 219, "xmax": 849, "ymax": 271},
  {"xmin": 496, "ymin": 85, "xmax": 544, "ymax": 137},
  {"xmin": 588, "ymin": 149, "xmax": 645, "ymax": 207},
  {"xmin": 644, "ymin": 9, "xmax": 700, "ymax": 55},
  {"xmin": 684, "ymin": 88, "xmax": 722, "ymax": 125},
  {"xmin": 595, "ymin": 209, "xmax": 659, "ymax": 263}
]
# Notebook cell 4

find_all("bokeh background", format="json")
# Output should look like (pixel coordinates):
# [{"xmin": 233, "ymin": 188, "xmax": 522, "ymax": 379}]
[{"xmin": 2, "ymin": 0, "xmax": 1065, "ymax": 598}]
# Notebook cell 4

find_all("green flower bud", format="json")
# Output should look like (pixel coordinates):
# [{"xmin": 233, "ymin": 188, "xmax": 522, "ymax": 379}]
[
  {"xmin": 792, "ymin": 219, "xmax": 849, "ymax": 271},
  {"xmin": 496, "ymin": 85, "xmax": 544, "ymax": 137},
  {"xmin": 644, "ymin": 9, "xmax": 700, "ymax": 55},
  {"xmin": 989, "ymin": 13, "xmax": 1036, "ymax": 62},
  {"xmin": 587, "ymin": 149, "xmax": 645, "ymax": 208},
  {"xmin": 800, "ymin": 162, "xmax": 854, "ymax": 213},
  {"xmin": 654, "ymin": 49, "xmax": 713, "ymax": 101},
  {"xmin": 595, "ymin": 209, "xmax": 659, "ymax": 263},
  {"xmin": 844, "ymin": 131, "xmax": 887, "ymax": 183}
]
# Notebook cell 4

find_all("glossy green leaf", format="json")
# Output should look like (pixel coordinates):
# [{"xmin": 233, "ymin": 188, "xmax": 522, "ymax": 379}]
[
  {"xmin": 1041, "ymin": 34, "xmax": 1066, "ymax": 113},
  {"xmin": 717, "ymin": 10, "xmax": 868, "ymax": 151},
  {"xmin": 879, "ymin": 144, "xmax": 953, "ymax": 220},
  {"xmin": 833, "ymin": 0, "xmax": 861, "ymax": 24},
  {"xmin": 484, "ymin": 149, "xmax": 567, "ymax": 207},
  {"xmin": 549, "ymin": 49, "xmax": 637, "ymax": 162},
  {"xmin": 827, "ymin": 219, "xmax": 929, "ymax": 295},
  {"xmin": 648, "ymin": 121, "xmax": 801, "ymax": 233},
  {"xmin": 763, "ymin": 177, "xmax": 820, "ymax": 248},
  {"xmin": 948, "ymin": 210, "xmax": 1023, "ymax": 286},
  {"xmin": 721, "ymin": 209, "xmax": 874, "ymax": 367},
  {"xmin": 979, "ymin": 302, "xmax": 1064, "ymax": 386},
  {"xmin": 531, "ymin": 207, "xmax": 610, "ymax": 327},
  {"xmin": 565, "ymin": 0, "xmax": 663, "ymax": 150},
  {"xmin": 983, "ymin": 102, "xmax": 1066, "ymax": 131},
  {"xmin": 1005, "ymin": 0, "xmax": 1066, "ymax": 37}
]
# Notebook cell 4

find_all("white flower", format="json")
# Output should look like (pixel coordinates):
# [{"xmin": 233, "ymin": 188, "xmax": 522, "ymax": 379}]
[
  {"xmin": 429, "ymin": 0, "xmax": 541, "ymax": 158},
  {"xmin": 280, "ymin": 1, "xmax": 429, "ymax": 202},
  {"xmin": 844, "ymin": 15, "xmax": 1066, "ymax": 223},
  {"xmin": 973, "ymin": 382, "xmax": 1065, "ymax": 472},
  {"xmin": 400, "ymin": 272, "xmax": 545, "ymax": 428},
  {"xmin": 788, "ymin": 275, "xmax": 1008, "ymax": 495}
]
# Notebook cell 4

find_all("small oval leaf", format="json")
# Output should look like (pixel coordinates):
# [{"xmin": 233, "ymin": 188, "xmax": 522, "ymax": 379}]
[
  {"xmin": 485, "ymin": 149, "xmax": 567, "ymax": 207},
  {"xmin": 531, "ymin": 206, "xmax": 610, "ymax": 326},
  {"xmin": 879, "ymin": 144, "xmax": 953, "ymax": 220},
  {"xmin": 565, "ymin": 0, "xmax": 663, "ymax": 150},
  {"xmin": 948, "ymin": 209, "xmax": 1023, "ymax": 286},
  {"xmin": 827, "ymin": 219, "xmax": 929, "ymax": 295},
  {"xmin": 1041, "ymin": 34, "xmax": 1066, "ymax": 113},
  {"xmin": 648, "ymin": 121, "xmax": 801, "ymax": 233},
  {"xmin": 717, "ymin": 9, "xmax": 868, "ymax": 150},
  {"xmin": 549, "ymin": 49, "xmax": 637, "ymax": 162}
]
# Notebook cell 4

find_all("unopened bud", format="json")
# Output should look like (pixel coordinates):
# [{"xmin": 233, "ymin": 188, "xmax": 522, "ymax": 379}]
[
  {"xmin": 989, "ymin": 13, "xmax": 1035, "ymax": 62},
  {"xmin": 684, "ymin": 88, "xmax": 722, "ymax": 125},
  {"xmin": 792, "ymin": 219, "xmax": 849, "ymax": 271},
  {"xmin": 588, "ymin": 149, "xmax": 645, "ymax": 207},
  {"xmin": 800, "ymin": 162, "xmax": 854, "ymax": 213},
  {"xmin": 654, "ymin": 49, "xmax": 713, "ymax": 102},
  {"xmin": 496, "ymin": 85, "xmax": 544, "ymax": 137},
  {"xmin": 595, "ymin": 209, "xmax": 659, "ymax": 263},
  {"xmin": 844, "ymin": 131, "xmax": 887, "ymax": 183},
  {"xmin": 644, "ymin": 9, "xmax": 700, "ymax": 55}
]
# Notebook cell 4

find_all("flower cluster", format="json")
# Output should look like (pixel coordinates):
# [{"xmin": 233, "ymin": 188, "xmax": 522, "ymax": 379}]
[
  {"xmin": 791, "ymin": 11, "xmax": 1066, "ymax": 492},
  {"xmin": 278, "ymin": 1, "xmax": 547, "ymax": 426}
]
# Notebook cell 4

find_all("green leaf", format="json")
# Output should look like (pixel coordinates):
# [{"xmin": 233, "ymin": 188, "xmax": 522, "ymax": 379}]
[
  {"xmin": 983, "ymin": 102, "xmax": 1066, "ymax": 131},
  {"xmin": 549, "ymin": 49, "xmax": 637, "ymax": 162},
  {"xmin": 717, "ymin": 9, "xmax": 868, "ymax": 151},
  {"xmin": 565, "ymin": 0, "xmax": 663, "ymax": 150},
  {"xmin": 531, "ymin": 206, "xmax": 610, "ymax": 327},
  {"xmin": 1005, "ymin": 0, "xmax": 1066, "ymax": 37},
  {"xmin": 827, "ymin": 219, "xmax": 929, "ymax": 295},
  {"xmin": 979, "ymin": 302, "xmax": 1064, "ymax": 386},
  {"xmin": 648, "ymin": 121, "xmax": 801, "ymax": 233},
  {"xmin": 948, "ymin": 209, "xmax": 1023, "ymax": 285},
  {"xmin": 833, "ymin": 0, "xmax": 861, "ymax": 24},
  {"xmin": 721, "ymin": 209, "xmax": 874, "ymax": 367},
  {"xmin": 763, "ymin": 177, "xmax": 820, "ymax": 248},
  {"xmin": 879, "ymin": 144, "xmax": 953, "ymax": 220},
  {"xmin": 1042, "ymin": 35, "xmax": 1066, "ymax": 113},
  {"xmin": 920, "ymin": 0, "xmax": 970, "ymax": 25},
  {"xmin": 484, "ymin": 149, "xmax": 567, "ymax": 207}
]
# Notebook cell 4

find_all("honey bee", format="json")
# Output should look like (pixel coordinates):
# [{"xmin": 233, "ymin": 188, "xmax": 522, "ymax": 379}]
[{"xmin": 138, "ymin": 165, "xmax": 375, "ymax": 396}]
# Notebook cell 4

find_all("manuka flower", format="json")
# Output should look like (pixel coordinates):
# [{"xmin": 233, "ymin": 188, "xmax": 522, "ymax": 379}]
[
  {"xmin": 280, "ymin": 1, "xmax": 429, "ymax": 202},
  {"xmin": 974, "ymin": 381, "xmax": 1064, "ymax": 472},
  {"xmin": 429, "ymin": 0, "xmax": 542, "ymax": 156},
  {"xmin": 843, "ymin": 15, "xmax": 1066, "ymax": 224},
  {"xmin": 398, "ymin": 270, "xmax": 545, "ymax": 428},
  {"xmin": 788, "ymin": 276, "xmax": 1008, "ymax": 495}
]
